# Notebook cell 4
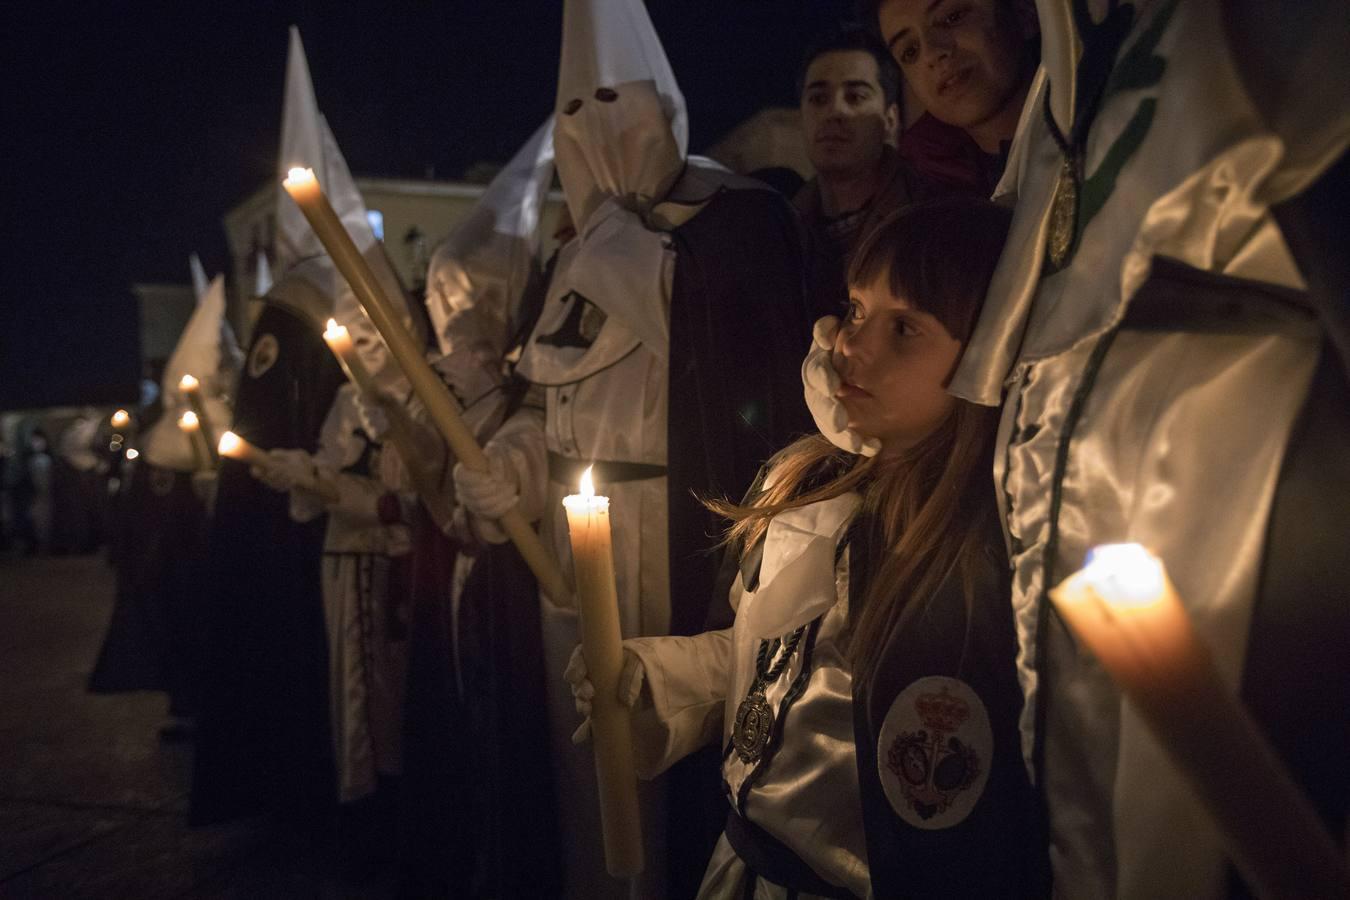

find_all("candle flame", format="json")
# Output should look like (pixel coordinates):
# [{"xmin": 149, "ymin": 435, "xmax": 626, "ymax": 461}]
[
  {"xmin": 579, "ymin": 465, "xmax": 595, "ymax": 499},
  {"xmin": 218, "ymin": 431, "xmax": 242, "ymax": 456},
  {"xmin": 1083, "ymin": 543, "xmax": 1165, "ymax": 607},
  {"xmin": 125, "ymin": 448, "xmax": 139, "ymax": 460},
  {"xmin": 324, "ymin": 318, "xmax": 345, "ymax": 340},
  {"xmin": 179, "ymin": 374, "xmax": 200, "ymax": 392},
  {"xmin": 284, "ymin": 166, "xmax": 315, "ymax": 187},
  {"xmin": 111, "ymin": 409, "xmax": 130, "ymax": 428},
  {"xmin": 178, "ymin": 410, "xmax": 199, "ymax": 430}
]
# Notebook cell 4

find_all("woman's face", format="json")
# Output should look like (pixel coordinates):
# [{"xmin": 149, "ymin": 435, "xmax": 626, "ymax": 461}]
[
  {"xmin": 833, "ymin": 279, "xmax": 962, "ymax": 453},
  {"xmin": 876, "ymin": 0, "xmax": 1033, "ymax": 150}
]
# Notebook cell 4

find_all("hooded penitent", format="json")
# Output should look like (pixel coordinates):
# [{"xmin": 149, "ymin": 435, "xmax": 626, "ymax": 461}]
[
  {"xmin": 143, "ymin": 274, "xmax": 240, "ymax": 472},
  {"xmin": 424, "ymin": 115, "xmax": 554, "ymax": 414},
  {"xmin": 517, "ymin": 2, "xmax": 818, "ymax": 897},
  {"xmin": 948, "ymin": 1, "xmax": 1350, "ymax": 896},
  {"xmin": 189, "ymin": 27, "xmax": 354, "ymax": 827}
]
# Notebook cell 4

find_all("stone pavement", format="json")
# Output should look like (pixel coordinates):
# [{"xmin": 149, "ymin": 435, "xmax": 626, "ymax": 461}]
[{"xmin": 0, "ymin": 553, "xmax": 395, "ymax": 899}]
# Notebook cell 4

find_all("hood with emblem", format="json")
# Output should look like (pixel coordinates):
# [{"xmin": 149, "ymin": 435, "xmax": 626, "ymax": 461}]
[
  {"xmin": 950, "ymin": 0, "xmax": 1350, "ymax": 405},
  {"xmin": 554, "ymin": 0, "xmax": 686, "ymax": 230}
]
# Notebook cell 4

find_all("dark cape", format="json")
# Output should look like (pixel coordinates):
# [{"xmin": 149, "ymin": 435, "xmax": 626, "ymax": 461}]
[
  {"xmin": 665, "ymin": 183, "xmax": 816, "ymax": 898},
  {"xmin": 88, "ymin": 457, "xmax": 208, "ymax": 718},
  {"xmin": 1231, "ymin": 149, "xmax": 1350, "ymax": 897},
  {"xmin": 189, "ymin": 302, "xmax": 345, "ymax": 825},
  {"xmin": 395, "ymin": 502, "xmax": 563, "ymax": 899},
  {"xmin": 851, "ymin": 515, "xmax": 1050, "ymax": 899}
]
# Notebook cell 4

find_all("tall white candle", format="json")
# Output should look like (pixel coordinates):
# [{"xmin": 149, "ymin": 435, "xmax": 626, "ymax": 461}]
[
  {"xmin": 563, "ymin": 467, "xmax": 644, "ymax": 878},
  {"xmin": 1050, "ymin": 544, "xmax": 1347, "ymax": 899}
]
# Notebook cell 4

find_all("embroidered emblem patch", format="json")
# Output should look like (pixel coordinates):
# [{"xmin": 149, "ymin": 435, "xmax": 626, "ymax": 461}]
[
  {"xmin": 247, "ymin": 333, "xmax": 280, "ymax": 379},
  {"xmin": 877, "ymin": 675, "xmax": 992, "ymax": 830}
]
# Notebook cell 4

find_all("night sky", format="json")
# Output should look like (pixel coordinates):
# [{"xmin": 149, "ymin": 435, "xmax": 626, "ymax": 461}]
[{"xmin": 2, "ymin": 1, "xmax": 854, "ymax": 410}]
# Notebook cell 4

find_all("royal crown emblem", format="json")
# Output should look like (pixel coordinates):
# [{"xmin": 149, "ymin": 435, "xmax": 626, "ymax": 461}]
[
  {"xmin": 915, "ymin": 686, "xmax": 970, "ymax": 734},
  {"xmin": 878, "ymin": 676, "xmax": 992, "ymax": 830}
]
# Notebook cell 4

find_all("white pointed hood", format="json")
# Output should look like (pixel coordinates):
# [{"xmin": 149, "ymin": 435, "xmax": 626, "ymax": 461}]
[
  {"xmin": 425, "ymin": 116, "xmax": 555, "ymax": 357},
  {"xmin": 143, "ymin": 275, "xmax": 238, "ymax": 471},
  {"xmin": 189, "ymin": 253, "xmax": 210, "ymax": 304},
  {"xmin": 270, "ymin": 25, "xmax": 423, "ymax": 390},
  {"xmin": 554, "ymin": 0, "xmax": 686, "ymax": 228},
  {"xmin": 275, "ymin": 27, "xmax": 374, "ymax": 274}
]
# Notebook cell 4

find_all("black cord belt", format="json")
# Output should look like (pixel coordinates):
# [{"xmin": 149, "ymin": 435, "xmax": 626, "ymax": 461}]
[
  {"xmin": 723, "ymin": 808, "xmax": 857, "ymax": 900},
  {"xmin": 547, "ymin": 452, "xmax": 667, "ymax": 486}
]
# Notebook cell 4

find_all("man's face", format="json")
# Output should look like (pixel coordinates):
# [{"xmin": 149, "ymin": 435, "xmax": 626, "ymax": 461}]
[
  {"xmin": 877, "ymin": 0, "xmax": 1031, "ymax": 138},
  {"xmin": 800, "ymin": 50, "xmax": 898, "ymax": 179}
]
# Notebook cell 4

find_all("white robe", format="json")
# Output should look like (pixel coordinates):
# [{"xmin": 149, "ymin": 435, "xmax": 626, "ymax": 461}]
[
  {"xmin": 623, "ymin": 491, "xmax": 869, "ymax": 900},
  {"xmin": 948, "ymin": 1, "xmax": 1349, "ymax": 895},
  {"xmin": 291, "ymin": 385, "xmax": 409, "ymax": 804}
]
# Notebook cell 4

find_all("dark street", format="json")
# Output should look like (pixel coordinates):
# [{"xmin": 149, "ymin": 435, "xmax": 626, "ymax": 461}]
[{"xmin": 0, "ymin": 553, "xmax": 393, "ymax": 899}]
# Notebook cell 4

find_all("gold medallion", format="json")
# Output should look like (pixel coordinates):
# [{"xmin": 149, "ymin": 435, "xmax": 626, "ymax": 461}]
[
  {"xmin": 732, "ymin": 689, "xmax": 774, "ymax": 764},
  {"xmin": 1047, "ymin": 157, "xmax": 1078, "ymax": 268}
]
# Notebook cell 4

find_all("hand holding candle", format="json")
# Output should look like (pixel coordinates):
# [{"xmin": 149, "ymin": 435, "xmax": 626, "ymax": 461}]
[
  {"xmin": 1050, "ymin": 544, "xmax": 1348, "ymax": 900},
  {"xmin": 322, "ymin": 318, "xmax": 457, "ymax": 529},
  {"xmin": 285, "ymin": 166, "xmax": 570, "ymax": 606},
  {"xmin": 217, "ymin": 430, "xmax": 267, "ymax": 467},
  {"xmin": 219, "ymin": 431, "xmax": 336, "ymax": 503},
  {"xmin": 563, "ymin": 467, "xmax": 644, "ymax": 878}
]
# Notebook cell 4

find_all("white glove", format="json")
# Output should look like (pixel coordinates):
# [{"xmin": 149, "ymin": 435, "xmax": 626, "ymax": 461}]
[
  {"xmin": 563, "ymin": 644, "xmax": 646, "ymax": 745},
  {"xmin": 451, "ymin": 447, "xmax": 519, "ymax": 545},
  {"xmin": 252, "ymin": 448, "xmax": 317, "ymax": 493},
  {"xmin": 802, "ymin": 315, "xmax": 881, "ymax": 457}
]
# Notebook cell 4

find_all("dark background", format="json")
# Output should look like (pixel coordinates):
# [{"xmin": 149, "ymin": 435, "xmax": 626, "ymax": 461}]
[{"xmin": 0, "ymin": 1, "xmax": 854, "ymax": 410}]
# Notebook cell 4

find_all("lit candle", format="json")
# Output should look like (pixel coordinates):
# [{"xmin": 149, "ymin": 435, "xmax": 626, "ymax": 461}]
[
  {"xmin": 562, "ymin": 467, "xmax": 644, "ymax": 878},
  {"xmin": 322, "ymin": 318, "xmax": 379, "ymax": 396},
  {"xmin": 217, "ymin": 430, "xmax": 268, "ymax": 467},
  {"xmin": 110, "ymin": 409, "xmax": 130, "ymax": 429},
  {"xmin": 177, "ymin": 411, "xmax": 210, "ymax": 470},
  {"xmin": 324, "ymin": 317, "xmax": 457, "ymax": 525},
  {"xmin": 178, "ymin": 374, "xmax": 218, "ymax": 459},
  {"xmin": 283, "ymin": 166, "xmax": 570, "ymax": 606},
  {"xmin": 218, "ymin": 430, "xmax": 336, "ymax": 503},
  {"xmin": 1050, "ymin": 544, "xmax": 1348, "ymax": 899}
]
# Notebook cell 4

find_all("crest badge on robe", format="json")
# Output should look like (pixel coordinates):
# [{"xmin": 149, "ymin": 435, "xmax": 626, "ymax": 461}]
[{"xmin": 878, "ymin": 675, "xmax": 992, "ymax": 830}]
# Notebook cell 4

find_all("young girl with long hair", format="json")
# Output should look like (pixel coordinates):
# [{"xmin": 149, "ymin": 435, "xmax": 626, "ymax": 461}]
[{"xmin": 568, "ymin": 196, "xmax": 1046, "ymax": 898}]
